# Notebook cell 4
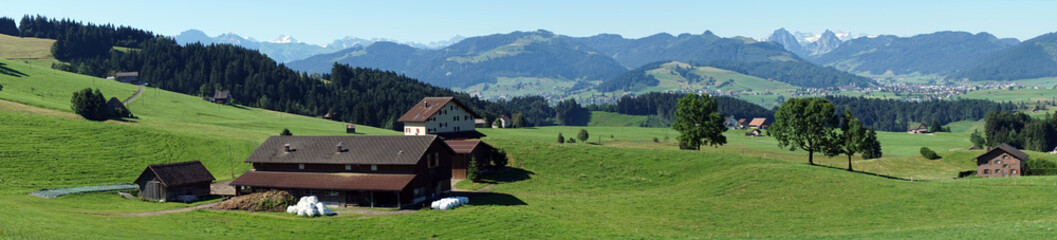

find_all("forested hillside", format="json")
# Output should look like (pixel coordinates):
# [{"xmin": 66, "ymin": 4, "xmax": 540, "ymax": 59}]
[
  {"xmin": 953, "ymin": 32, "xmax": 1057, "ymax": 80},
  {"xmin": 813, "ymin": 32, "xmax": 1010, "ymax": 75},
  {"xmin": 601, "ymin": 92, "xmax": 775, "ymax": 123}
]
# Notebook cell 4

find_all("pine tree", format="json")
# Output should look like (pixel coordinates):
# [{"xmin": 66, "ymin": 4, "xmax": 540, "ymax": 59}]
[
  {"xmin": 466, "ymin": 156, "xmax": 480, "ymax": 182},
  {"xmin": 861, "ymin": 128, "xmax": 883, "ymax": 159},
  {"xmin": 557, "ymin": 132, "xmax": 565, "ymax": 144}
]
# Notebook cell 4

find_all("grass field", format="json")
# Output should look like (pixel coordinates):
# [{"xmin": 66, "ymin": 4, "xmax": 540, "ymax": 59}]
[{"xmin": 6, "ymin": 50, "xmax": 1057, "ymax": 238}]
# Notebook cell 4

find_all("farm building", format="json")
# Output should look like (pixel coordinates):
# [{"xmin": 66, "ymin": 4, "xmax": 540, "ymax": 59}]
[
  {"xmin": 474, "ymin": 118, "xmax": 488, "ymax": 128},
  {"xmin": 724, "ymin": 116, "xmax": 744, "ymax": 129},
  {"xmin": 745, "ymin": 128, "xmax": 763, "ymax": 137},
  {"xmin": 398, "ymin": 97, "xmax": 484, "ymax": 139},
  {"xmin": 907, "ymin": 123, "xmax": 929, "ymax": 134},
  {"xmin": 133, "ymin": 161, "xmax": 215, "ymax": 202},
  {"xmin": 444, "ymin": 139, "xmax": 496, "ymax": 179},
  {"xmin": 113, "ymin": 72, "xmax": 139, "ymax": 83},
  {"xmin": 229, "ymin": 135, "xmax": 454, "ymax": 208},
  {"xmin": 747, "ymin": 118, "xmax": 767, "ymax": 129},
  {"xmin": 106, "ymin": 97, "xmax": 130, "ymax": 118},
  {"xmin": 976, "ymin": 144, "xmax": 1028, "ymax": 178},
  {"xmin": 346, "ymin": 124, "xmax": 356, "ymax": 133},
  {"xmin": 204, "ymin": 90, "xmax": 231, "ymax": 104},
  {"xmin": 493, "ymin": 115, "xmax": 512, "ymax": 128}
]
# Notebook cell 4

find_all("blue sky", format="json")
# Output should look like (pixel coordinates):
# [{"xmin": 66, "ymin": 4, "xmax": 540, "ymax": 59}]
[{"xmin": 3, "ymin": 0, "xmax": 1053, "ymax": 45}]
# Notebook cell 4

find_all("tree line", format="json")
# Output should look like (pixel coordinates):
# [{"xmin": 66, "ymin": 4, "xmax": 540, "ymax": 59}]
[
  {"xmin": 598, "ymin": 92, "xmax": 775, "ymax": 124},
  {"xmin": 981, "ymin": 111, "xmax": 1057, "ymax": 152},
  {"xmin": 826, "ymin": 96, "xmax": 1017, "ymax": 132}
]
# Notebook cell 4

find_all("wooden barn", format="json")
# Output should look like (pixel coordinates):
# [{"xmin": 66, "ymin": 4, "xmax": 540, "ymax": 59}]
[
  {"xmin": 133, "ymin": 161, "xmax": 215, "ymax": 202},
  {"xmin": 230, "ymin": 135, "xmax": 454, "ymax": 208},
  {"xmin": 908, "ymin": 123, "xmax": 929, "ymax": 134},
  {"xmin": 444, "ymin": 139, "xmax": 496, "ymax": 179},
  {"xmin": 106, "ymin": 97, "xmax": 130, "ymax": 118},
  {"xmin": 346, "ymin": 124, "xmax": 356, "ymax": 133},
  {"xmin": 204, "ymin": 90, "xmax": 231, "ymax": 104}
]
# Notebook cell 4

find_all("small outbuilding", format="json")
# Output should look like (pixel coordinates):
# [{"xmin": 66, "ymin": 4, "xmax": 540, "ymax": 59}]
[
  {"xmin": 908, "ymin": 123, "xmax": 929, "ymax": 134},
  {"xmin": 745, "ymin": 128, "xmax": 763, "ymax": 137},
  {"xmin": 204, "ymin": 90, "xmax": 231, "ymax": 104},
  {"xmin": 444, "ymin": 139, "xmax": 496, "ymax": 180},
  {"xmin": 976, "ymin": 144, "xmax": 1028, "ymax": 178},
  {"xmin": 106, "ymin": 97, "xmax": 131, "ymax": 118},
  {"xmin": 133, "ymin": 161, "xmax": 215, "ymax": 202},
  {"xmin": 346, "ymin": 124, "xmax": 356, "ymax": 134},
  {"xmin": 114, "ymin": 72, "xmax": 139, "ymax": 83}
]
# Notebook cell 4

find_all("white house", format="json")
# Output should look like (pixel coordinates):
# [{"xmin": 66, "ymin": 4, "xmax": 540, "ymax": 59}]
[{"xmin": 398, "ymin": 97, "xmax": 483, "ymax": 139}]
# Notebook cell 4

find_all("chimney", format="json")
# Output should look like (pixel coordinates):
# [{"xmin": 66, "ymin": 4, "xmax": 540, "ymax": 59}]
[
  {"xmin": 336, "ymin": 142, "xmax": 343, "ymax": 152},
  {"xmin": 284, "ymin": 144, "xmax": 291, "ymax": 152}
]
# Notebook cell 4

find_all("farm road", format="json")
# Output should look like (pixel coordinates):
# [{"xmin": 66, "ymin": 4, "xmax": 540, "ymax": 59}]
[{"xmin": 123, "ymin": 85, "xmax": 144, "ymax": 105}]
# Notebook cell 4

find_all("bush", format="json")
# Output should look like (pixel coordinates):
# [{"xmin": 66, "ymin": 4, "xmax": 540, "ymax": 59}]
[
  {"xmin": 280, "ymin": 128, "xmax": 292, "ymax": 136},
  {"xmin": 568, "ymin": 137, "xmax": 576, "ymax": 143},
  {"xmin": 653, "ymin": 137, "xmax": 659, "ymax": 143},
  {"xmin": 557, "ymin": 133, "xmax": 565, "ymax": 144},
  {"xmin": 919, "ymin": 147, "xmax": 940, "ymax": 160},
  {"xmin": 577, "ymin": 129, "xmax": 589, "ymax": 142},
  {"xmin": 71, "ymin": 88, "xmax": 108, "ymax": 121},
  {"xmin": 467, "ymin": 156, "xmax": 480, "ymax": 182}
]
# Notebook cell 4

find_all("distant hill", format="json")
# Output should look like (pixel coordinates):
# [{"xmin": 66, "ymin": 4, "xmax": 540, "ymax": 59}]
[
  {"xmin": 289, "ymin": 30, "xmax": 629, "ymax": 89},
  {"xmin": 596, "ymin": 61, "xmax": 798, "ymax": 93},
  {"xmin": 173, "ymin": 29, "xmax": 466, "ymax": 63},
  {"xmin": 813, "ymin": 31, "xmax": 1012, "ymax": 75},
  {"xmin": 954, "ymin": 32, "xmax": 1057, "ymax": 80},
  {"xmin": 571, "ymin": 31, "xmax": 801, "ymax": 68}
]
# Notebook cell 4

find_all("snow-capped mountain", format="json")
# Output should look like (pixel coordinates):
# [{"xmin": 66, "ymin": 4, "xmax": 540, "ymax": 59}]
[{"xmin": 269, "ymin": 35, "xmax": 299, "ymax": 44}]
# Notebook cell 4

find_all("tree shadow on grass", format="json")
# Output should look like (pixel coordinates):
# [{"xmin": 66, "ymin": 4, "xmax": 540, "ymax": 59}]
[
  {"xmin": 0, "ymin": 62, "xmax": 28, "ymax": 77},
  {"xmin": 449, "ymin": 192, "xmax": 527, "ymax": 206},
  {"xmin": 813, "ymin": 164, "xmax": 914, "ymax": 181},
  {"xmin": 477, "ymin": 167, "xmax": 534, "ymax": 184}
]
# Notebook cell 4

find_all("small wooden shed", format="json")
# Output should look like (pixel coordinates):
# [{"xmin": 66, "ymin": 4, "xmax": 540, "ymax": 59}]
[
  {"xmin": 346, "ymin": 124, "xmax": 356, "ymax": 133},
  {"xmin": 133, "ymin": 161, "xmax": 215, "ymax": 202}
]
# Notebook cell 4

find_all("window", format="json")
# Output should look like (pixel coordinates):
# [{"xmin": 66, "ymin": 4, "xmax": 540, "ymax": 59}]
[
  {"xmin": 450, "ymin": 106, "xmax": 455, "ymax": 110},
  {"xmin": 1002, "ymin": 155, "xmax": 1008, "ymax": 159},
  {"xmin": 1012, "ymin": 169, "xmax": 1018, "ymax": 174},
  {"xmin": 326, "ymin": 191, "xmax": 340, "ymax": 197},
  {"xmin": 371, "ymin": 165, "xmax": 378, "ymax": 171},
  {"xmin": 306, "ymin": 189, "xmax": 316, "ymax": 196},
  {"xmin": 1003, "ymin": 164, "xmax": 1009, "ymax": 168},
  {"xmin": 345, "ymin": 164, "xmax": 351, "ymax": 171},
  {"xmin": 983, "ymin": 169, "xmax": 990, "ymax": 174},
  {"xmin": 298, "ymin": 164, "xmax": 305, "ymax": 170},
  {"xmin": 995, "ymin": 159, "xmax": 1002, "ymax": 164}
]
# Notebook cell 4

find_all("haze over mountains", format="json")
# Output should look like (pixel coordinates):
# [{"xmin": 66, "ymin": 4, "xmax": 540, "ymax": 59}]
[{"xmin": 173, "ymin": 29, "xmax": 466, "ymax": 63}]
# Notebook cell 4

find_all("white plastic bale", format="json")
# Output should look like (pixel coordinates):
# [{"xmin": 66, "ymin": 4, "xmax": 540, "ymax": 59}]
[
  {"xmin": 305, "ymin": 195, "xmax": 319, "ymax": 204},
  {"xmin": 286, "ymin": 205, "xmax": 297, "ymax": 214}
]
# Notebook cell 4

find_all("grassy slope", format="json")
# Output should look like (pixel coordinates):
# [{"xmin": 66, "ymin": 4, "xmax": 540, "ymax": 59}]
[
  {"xmin": 4, "ymin": 37, "xmax": 1057, "ymax": 238},
  {"xmin": 586, "ymin": 111, "xmax": 656, "ymax": 127}
]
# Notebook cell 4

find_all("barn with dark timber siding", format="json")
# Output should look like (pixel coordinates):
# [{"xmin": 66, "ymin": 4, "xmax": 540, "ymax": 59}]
[{"xmin": 134, "ymin": 161, "xmax": 215, "ymax": 202}]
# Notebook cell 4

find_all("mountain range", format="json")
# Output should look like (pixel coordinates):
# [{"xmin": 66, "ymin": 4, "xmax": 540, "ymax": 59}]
[
  {"xmin": 287, "ymin": 29, "xmax": 875, "ymax": 92},
  {"xmin": 811, "ymin": 31, "xmax": 1013, "ymax": 75},
  {"xmin": 172, "ymin": 29, "xmax": 466, "ymax": 63}
]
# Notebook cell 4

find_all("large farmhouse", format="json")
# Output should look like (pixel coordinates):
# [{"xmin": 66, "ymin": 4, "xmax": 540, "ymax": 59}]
[
  {"xmin": 398, "ymin": 97, "xmax": 484, "ymax": 139},
  {"xmin": 976, "ymin": 144, "xmax": 1028, "ymax": 177},
  {"xmin": 230, "ymin": 135, "xmax": 454, "ymax": 208}
]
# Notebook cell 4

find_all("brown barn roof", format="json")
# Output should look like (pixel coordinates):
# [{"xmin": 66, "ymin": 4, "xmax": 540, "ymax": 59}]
[
  {"xmin": 230, "ymin": 171, "xmax": 414, "ymax": 191},
  {"xmin": 444, "ymin": 140, "xmax": 482, "ymax": 154},
  {"xmin": 244, "ymin": 135, "xmax": 452, "ymax": 165},
  {"xmin": 107, "ymin": 97, "xmax": 124, "ymax": 108},
  {"xmin": 909, "ymin": 123, "xmax": 928, "ymax": 131},
  {"xmin": 115, "ymin": 72, "xmax": 138, "ymax": 77},
  {"xmin": 397, "ymin": 97, "xmax": 481, "ymax": 123},
  {"xmin": 133, "ymin": 161, "xmax": 215, "ymax": 187},
  {"xmin": 977, "ymin": 143, "xmax": 1030, "ymax": 161},
  {"xmin": 748, "ymin": 118, "xmax": 767, "ymax": 127}
]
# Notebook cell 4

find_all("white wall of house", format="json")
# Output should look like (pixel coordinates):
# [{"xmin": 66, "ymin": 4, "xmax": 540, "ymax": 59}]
[{"xmin": 403, "ymin": 102, "xmax": 476, "ymax": 136}]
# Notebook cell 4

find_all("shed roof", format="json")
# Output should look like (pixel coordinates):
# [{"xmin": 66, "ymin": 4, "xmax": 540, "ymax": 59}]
[
  {"xmin": 397, "ymin": 97, "xmax": 481, "ymax": 123},
  {"xmin": 133, "ymin": 161, "xmax": 215, "ymax": 187},
  {"xmin": 977, "ymin": 143, "xmax": 1030, "ymax": 161},
  {"xmin": 230, "ymin": 171, "xmax": 414, "ymax": 191},
  {"xmin": 214, "ymin": 90, "xmax": 230, "ymax": 99},
  {"xmin": 115, "ymin": 72, "xmax": 138, "ymax": 77},
  {"xmin": 444, "ymin": 140, "xmax": 484, "ymax": 154},
  {"xmin": 244, "ymin": 135, "xmax": 452, "ymax": 165}
]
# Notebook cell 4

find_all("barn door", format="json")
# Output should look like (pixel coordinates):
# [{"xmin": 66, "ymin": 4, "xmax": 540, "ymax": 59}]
[{"xmin": 145, "ymin": 180, "xmax": 163, "ymax": 200}]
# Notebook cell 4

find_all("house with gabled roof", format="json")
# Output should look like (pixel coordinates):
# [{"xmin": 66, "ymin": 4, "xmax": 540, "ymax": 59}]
[
  {"xmin": 134, "ymin": 161, "xmax": 215, "ymax": 202},
  {"xmin": 908, "ymin": 123, "xmax": 929, "ymax": 134},
  {"xmin": 229, "ymin": 135, "xmax": 454, "ymax": 208},
  {"xmin": 976, "ymin": 143, "xmax": 1029, "ymax": 177},
  {"xmin": 747, "ymin": 118, "xmax": 767, "ymax": 129},
  {"xmin": 398, "ymin": 97, "xmax": 484, "ymax": 139}
]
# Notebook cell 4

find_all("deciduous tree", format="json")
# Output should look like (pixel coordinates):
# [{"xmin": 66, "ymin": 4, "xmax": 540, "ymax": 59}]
[
  {"xmin": 70, "ymin": 88, "xmax": 107, "ymax": 121},
  {"xmin": 838, "ymin": 109, "xmax": 866, "ymax": 171},
  {"xmin": 771, "ymin": 98, "xmax": 839, "ymax": 165},
  {"xmin": 672, "ymin": 94, "xmax": 726, "ymax": 150}
]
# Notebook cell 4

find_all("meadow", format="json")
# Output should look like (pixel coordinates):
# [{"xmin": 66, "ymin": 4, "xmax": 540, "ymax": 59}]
[{"xmin": 5, "ymin": 42, "xmax": 1057, "ymax": 238}]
